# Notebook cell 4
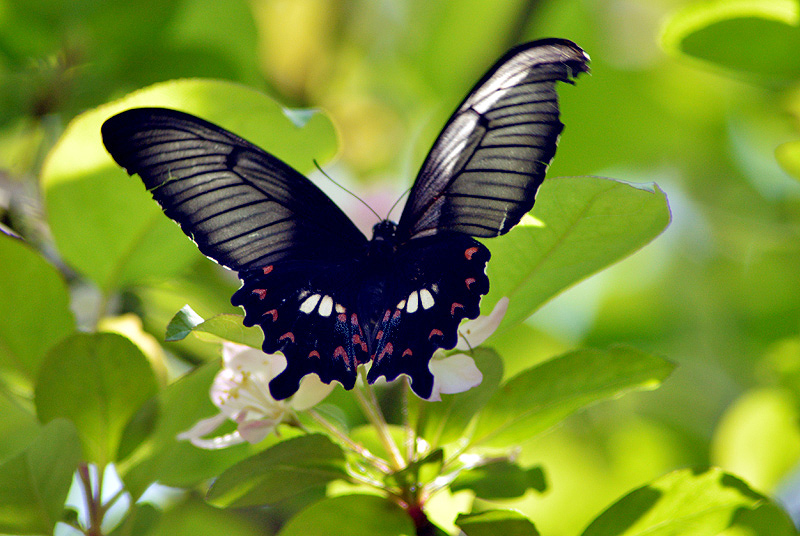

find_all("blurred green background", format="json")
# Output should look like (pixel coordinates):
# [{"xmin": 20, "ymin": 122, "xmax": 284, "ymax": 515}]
[{"xmin": 2, "ymin": 0, "xmax": 800, "ymax": 534}]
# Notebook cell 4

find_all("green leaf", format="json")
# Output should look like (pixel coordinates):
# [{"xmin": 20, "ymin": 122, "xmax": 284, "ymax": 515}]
[
  {"xmin": 582, "ymin": 467, "xmax": 796, "ymax": 536},
  {"xmin": 660, "ymin": 0, "xmax": 800, "ymax": 80},
  {"xmin": 417, "ymin": 348, "xmax": 503, "ymax": 447},
  {"xmin": 457, "ymin": 509, "xmax": 540, "ymax": 536},
  {"xmin": 471, "ymin": 347, "xmax": 674, "ymax": 448},
  {"xmin": 0, "ymin": 234, "xmax": 74, "ymax": 389},
  {"xmin": 0, "ymin": 419, "xmax": 82, "ymax": 535},
  {"xmin": 451, "ymin": 461, "xmax": 546, "ymax": 499},
  {"xmin": 109, "ymin": 503, "xmax": 161, "ymax": 536},
  {"xmin": 166, "ymin": 305, "xmax": 263, "ymax": 348},
  {"xmin": 277, "ymin": 494, "xmax": 415, "ymax": 536},
  {"xmin": 165, "ymin": 305, "xmax": 206, "ymax": 341},
  {"xmin": 147, "ymin": 496, "xmax": 261, "ymax": 536},
  {"xmin": 484, "ymin": 177, "xmax": 670, "ymax": 329},
  {"xmin": 207, "ymin": 434, "xmax": 348, "ymax": 508},
  {"xmin": 35, "ymin": 332, "xmax": 158, "ymax": 465},
  {"xmin": 0, "ymin": 392, "xmax": 40, "ymax": 462},
  {"xmin": 41, "ymin": 78, "xmax": 337, "ymax": 291}
]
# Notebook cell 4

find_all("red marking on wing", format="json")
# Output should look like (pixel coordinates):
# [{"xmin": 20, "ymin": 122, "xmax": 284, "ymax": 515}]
[
  {"xmin": 352, "ymin": 334, "xmax": 368, "ymax": 353},
  {"xmin": 351, "ymin": 313, "xmax": 359, "ymax": 325},
  {"xmin": 429, "ymin": 329, "xmax": 444, "ymax": 340},
  {"xmin": 383, "ymin": 310, "xmax": 391, "ymax": 322},
  {"xmin": 378, "ymin": 342, "xmax": 394, "ymax": 360},
  {"xmin": 338, "ymin": 313, "xmax": 347, "ymax": 323},
  {"xmin": 450, "ymin": 302, "xmax": 464, "ymax": 316},
  {"xmin": 309, "ymin": 350, "xmax": 321, "ymax": 359},
  {"xmin": 464, "ymin": 247, "xmax": 479, "ymax": 260},
  {"xmin": 376, "ymin": 330, "xmax": 383, "ymax": 340},
  {"xmin": 279, "ymin": 332, "xmax": 295, "ymax": 343},
  {"xmin": 263, "ymin": 309, "xmax": 278, "ymax": 321},
  {"xmin": 334, "ymin": 346, "xmax": 351, "ymax": 367},
  {"xmin": 465, "ymin": 277, "xmax": 476, "ymax": 289},
  {"xmin": 252, "ymin": 288, "xmax": 267, "ymax": 299},
  {"xmin": 262, "ymin": 265, "xmax": 274, "ymax": 275},
  {"xmin": 402, "ymin": 348, "xmax": 413, "ymax": 358},
  {"xmin": 392, "ymin": 309, "xmax": 401, "ymax": 319}
]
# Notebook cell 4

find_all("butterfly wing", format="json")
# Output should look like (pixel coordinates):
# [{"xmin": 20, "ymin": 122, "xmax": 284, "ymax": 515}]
[
  {"xmin": 102, "ymin": 108, "xmax": 371, "ymax": 397},
  {"xmin": 368, "ymin": 39, "xmax": 589, "ymax": 397},
  {"xmin": 397, "ymin": 38, "xmax": 590, "ymax": 240},
  {"xmin": 365, "ymin": 233, "xmax": 490, "ymax": 398},
  {"xmin": 102, "ymin": 108, "xmax": 367, "ymax": 271}
]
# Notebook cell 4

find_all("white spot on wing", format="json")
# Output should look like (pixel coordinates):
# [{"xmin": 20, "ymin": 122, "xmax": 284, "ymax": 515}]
[
  {"xmin": 335, "ymin": 303, "xmax": 346, "ymax": 314},
  {"xmin": 397, "ymin": 299, "xmax": 406, "ymax": 309},
  {"xmin": 420, "ymin": 289, "xmax": 435, "ymax": 309},
  {"xmin": 299, "ymin": 293, "xmax": 321, "ymax": 314},
  {"xmin": 407, "ymin": 291, "xmax": 419, "ymax": 313},
  {"xmin": 318, "ymin": 295, "xmax": 333, "ymax": 316},
  {"xmin": 431, "ymin": 283, "xmax": 439, "ymax": 293}
]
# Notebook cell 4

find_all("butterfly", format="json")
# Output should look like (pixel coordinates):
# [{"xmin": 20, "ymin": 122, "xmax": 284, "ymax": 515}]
[{"xmin": 101, "ymin": 38, "xmax": 589, "ymax": 400}]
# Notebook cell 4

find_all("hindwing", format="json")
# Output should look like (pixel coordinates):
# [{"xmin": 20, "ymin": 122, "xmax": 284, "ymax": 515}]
[{"xmin": 366, "ymin": 234, "xmax": 490, "ymax": 398}]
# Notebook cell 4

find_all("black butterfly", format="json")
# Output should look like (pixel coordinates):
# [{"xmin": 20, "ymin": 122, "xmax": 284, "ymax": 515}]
[{"xmin": 102, "ymin": 38, "xmax": 589, "ymax": 400}]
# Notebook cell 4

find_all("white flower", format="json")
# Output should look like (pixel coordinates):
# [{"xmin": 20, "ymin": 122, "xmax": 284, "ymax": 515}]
[
  {"xmin": 178, "ymin": 342, "xmax": 334, "ymax": 449},
  {"xmin": 426, "ymin": 297, "xmax": 509, "ymax": 402}
]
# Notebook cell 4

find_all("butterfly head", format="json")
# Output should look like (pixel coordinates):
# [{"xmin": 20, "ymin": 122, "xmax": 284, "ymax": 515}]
[{"xmin": 371, "ymin": 220, "xmax": 397, "ymax": 242}]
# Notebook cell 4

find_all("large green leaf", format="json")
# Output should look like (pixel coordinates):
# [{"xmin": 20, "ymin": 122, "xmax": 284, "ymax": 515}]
[
  {"xmin": 0, "ymin": 419, "xmax": 81, "ymax": 535},
  {"xmin": 457, "ymin": 509, "xmax": 539, "ymax": 536},
  {"xmin": 471, "ymin": 347, "xmax": 674, "ymax": 448},
  {"xmin": 207, "ymin": 434, "xmax": 348, "ymax": 508},
  {"xmin": 35, "ymin": 332, "xmax": 157, "ymax": 465},
  {"xmin": 484, "ymin": 177, "xmax": 670, "ymax": 329},
  {"xmin": 582, "ymin": 467, "xmax": 797, "ymax": 536},
  {"xmin": 0, "ymin": 234, "xmax": 74, "ymax": 389},
  {"xmin": 41, "ymin": 78, "xmax": 338, "ymax": 291},
  {"xmin": 660, "ymin": 0, "xmax": 800, "ymax": 81},
  {"xmin": 277, "ymin": 494, "xmax": 415, "ymax": 536},
  {"xmin": 451, "ymin": 460, "xmax": 545, "ymax": 499}
]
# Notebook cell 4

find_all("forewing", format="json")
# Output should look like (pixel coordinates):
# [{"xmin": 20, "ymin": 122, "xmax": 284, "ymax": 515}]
[
  {"xmin": 365, "ymin": 234, "xmax": 490, "ymax": 399},
  {"xmin": 102, "ymin": 107, "xmax": 367, "ymax": 271},
  {"xmin": 398, "ymin": 39, "xmax": 589, "ymax": 239},
  {"xmin": 232, "ymin": 260, "xmax": 371, "ymax": 399}
]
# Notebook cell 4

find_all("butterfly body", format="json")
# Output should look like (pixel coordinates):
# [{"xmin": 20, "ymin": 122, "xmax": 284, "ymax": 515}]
[{"xmin": 102, "ymin": 38, "xmax": 589, "ymax": 399}]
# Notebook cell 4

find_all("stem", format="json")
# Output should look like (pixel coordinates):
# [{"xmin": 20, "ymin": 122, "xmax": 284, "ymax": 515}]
[
  {"xmin": 307, "ymin": 409, "xmax": 393, "ymax": 473},
  {"xmin": 401, "ymin": 378, "xmax": 416, "ymax": 462},
  {"xmin": 78, "ymin": 463, "xmax": 104, "ymax": 536},
  {"xmin": 355, "ymin": 368, "xmax": 405, "ymax": 470}
]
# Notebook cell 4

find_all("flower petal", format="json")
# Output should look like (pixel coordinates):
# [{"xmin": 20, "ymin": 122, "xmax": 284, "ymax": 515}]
[
  {"xmin": 290, "ymin": 373, "xmax": 336, "ymax": 411},
  {"xmin": 237, "ymin": 418, "xmax": 280, "ymax": 444},
  {"xmin": 222, "ymin": 341, "xmax": 287, "ymax": 378},
  {"xmin": 456, "ymin": 297, "xmax": 509, "ymax": 350},
  {"xmin": 177, "ymin": 412, "xmax": 228, "ymax": 441},
  {"xmin": 427, "ymin": 353, "xmax": 483, "ymax": 401},
  {"xmin": 177, "ymin": 413, "xmax": 247, "ymax": 449}
]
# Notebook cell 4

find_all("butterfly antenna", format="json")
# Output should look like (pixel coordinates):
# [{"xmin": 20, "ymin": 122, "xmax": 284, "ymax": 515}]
[
  {"xmin": 386, "ymin": 186, "xmax": 412, "ymax": 221},
  {"xmin": 313, "ymin": 160, "xmax": 382, "ymax": 222}
]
